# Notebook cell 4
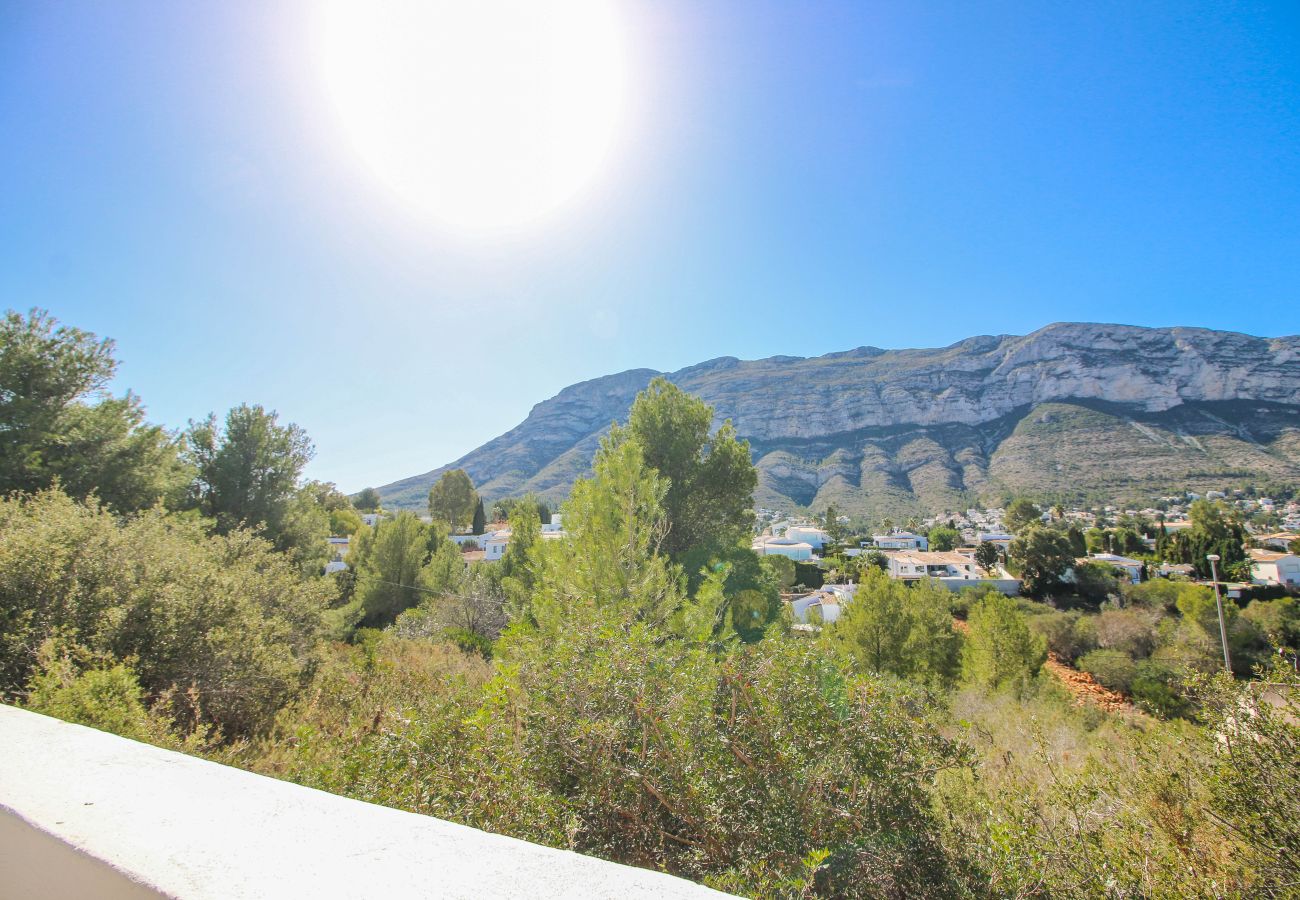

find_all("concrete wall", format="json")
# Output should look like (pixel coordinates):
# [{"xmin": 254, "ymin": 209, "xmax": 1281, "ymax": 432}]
[{"xmin": 0, "ymin": 706, "xmax": 733, "ymax": 900}]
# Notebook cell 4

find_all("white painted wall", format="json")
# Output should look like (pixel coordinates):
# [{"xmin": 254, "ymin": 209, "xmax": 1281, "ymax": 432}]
[{"xmin": 0, "ymin": 706, "xmax": 734, "ymax": 900}]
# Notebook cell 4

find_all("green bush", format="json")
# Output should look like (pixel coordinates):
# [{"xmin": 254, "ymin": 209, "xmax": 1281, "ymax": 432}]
[
  {"xmin": 0, "ymin": 489, "xmax": 332, "ymax": 737},
  {"xmin": 1078, "ymin": 649, "xmax": 1138, "ymax": 694}
]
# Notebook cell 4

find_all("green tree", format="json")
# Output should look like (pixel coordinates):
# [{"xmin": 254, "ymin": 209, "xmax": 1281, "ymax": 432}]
[
  {"xmin": 759, "ymin": 553, "xmax": 796, "ymax": 592},
  {"xmin": 1066, "ymin": 524, "xmax": 1088, "ymax": 557},
  {"xmin": 928, "ymin": 525, "xmax": 960, "ymax": 552},
  {"xmin": 626, "ymin": 377, "xmax": 757, "ymax": 562},
  {"xmin": 352, "ymin": 486, "xmax": 382, "ymax": 512},
  {"xmin": 0, "ymin": 309, "xmax": 187, "ymax": 511},
  {"xmin": 962, "ymin": 592, "xmax": 1047, "ymax": 689},
  {"xmin": 427, "ymin": 469, "xmax": 478, "ymax": 532},
  {"xmin": 182, "ymin": 404, "xmax": 314, "ymax": 545},
  {"xmin": 1009, "ymin": 526, "xmax": 1075, "ymax": 596},
  {"xmin": 1003, "ymin": 499, "xmax": 1043, "ymax": 535},
  {"xmin": 471, "ymin": 497, "xmax": 486, "ymax": 535},
  {"xmin": 826, "ymin": 571, "xmax": 962, "ymax": 686},
  {"xmin": 329, "ymin": 506, "xmax": 363, "ymax": 536},
  {"xmin": 351, "ymin": 512, "xmax": 434, "ymax": 629},
  {"xmin": 974, "ymin": 541, "xmax": 1001, "ymax": 573}
]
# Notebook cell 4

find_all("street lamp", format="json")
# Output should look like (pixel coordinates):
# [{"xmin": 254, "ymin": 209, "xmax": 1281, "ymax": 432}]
[{"xmin": 1206, "ymin": 554, "xmax": 1233, "ymax": 674}]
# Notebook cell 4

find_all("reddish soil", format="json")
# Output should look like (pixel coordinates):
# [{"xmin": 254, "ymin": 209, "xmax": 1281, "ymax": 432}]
[{"xmin": 952, "ymin": 618, "xmax": 1142, "ymax": 716}]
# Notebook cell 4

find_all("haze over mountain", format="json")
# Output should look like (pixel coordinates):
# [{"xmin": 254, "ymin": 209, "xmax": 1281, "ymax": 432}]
[{"xmin": 378, "ymin": 323, "xmax": 1300, "ymax": 519}]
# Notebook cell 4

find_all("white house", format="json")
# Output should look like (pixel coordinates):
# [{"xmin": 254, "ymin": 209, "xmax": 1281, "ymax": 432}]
[
  {"xmin": 481, "ymin": 522, "xmax": 567, "ymax": 562},
  {"xmin": 786, "ymin": 526, "xmax": 830, "ymax": 549},
  {"xmin": 1248, "ymin": 549, "xmax": 1300, "ymax": 586},
  {"xmin": 872, "ymin": 532, "xmax": 928, "ymax": 551},
  {"xmin": 886, "ymin": 551, "xmax": 978, "ymax": 580},
  {"xmin": 360, "ymin": 513, "xmax": 384, "ymax": 528},
  {"xmin": 1082, "ymin": 553, "xmax": 1144, "ymax": 584},
  {"xmin": 1256, "ymin": 532, "xmax": 1298, "ymax": 552},
  {"xmin": 324, "ymin": 536, "xmax": 350, "ymax": 574},
  {"xmin": 541, "ymin": 514, "xmax": 564, "ymax": 535},
  {"xmin": 790, "ymin": 583, "xmax": 856, "ymax": 624},
  {"xmin": 483, "ymin": 530, "xmax": 511, "ymax": 561},
  {"xmin": 976, "ymin": 531, "xmax": 1014, "ymax": 549},
  {"xmin": 752, "ymin": 536, "xmax": 814, "ymax": 561}
]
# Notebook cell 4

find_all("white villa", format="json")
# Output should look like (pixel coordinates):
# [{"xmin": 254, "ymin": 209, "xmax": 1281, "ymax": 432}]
[
  {"xmin": 1256, "ymin": 531, "xmax": 1298, "ymax": 551},
  {"xmin": 790, "ymin": 583, "xmax": 856, "ymax": 624},
  {"xmin": 324, "ymin": 536, "xmax": 350, "ymax": 574},
  {"xmin": 481, "ymin": 518, "xmax": 567, "ymax": 562},
  {"xmin": 1248, "ymin": 548, "xmax": 1300, "ymax": 587},
  {"xmin": 785, "ymin": 525, "xmax": 830, "ymax": 549},
  {"xmin": 1081, "ymin": 553, "xmax": 1145, "ymax": 584},
  {"xmin": 886, "ymin": 551, "xmax": 978, "ymax": 580},
  {"xmin": 752, "ymin": 536, "xmax": 814, "ymax": 561},
  {"xmin": 872, "ymin": 532, "xmax": 928, "ymax": 551}
]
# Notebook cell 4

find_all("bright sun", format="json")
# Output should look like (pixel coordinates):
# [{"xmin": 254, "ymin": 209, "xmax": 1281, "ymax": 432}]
[{"xmin": 315, "ymin": 0, "xmax": 628, "ymax": 232}]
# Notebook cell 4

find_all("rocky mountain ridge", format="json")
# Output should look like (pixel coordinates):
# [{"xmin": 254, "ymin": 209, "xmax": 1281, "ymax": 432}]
[{"xmin": 377, "ymin": 323, "xmax": 1300, "ymax": 518}]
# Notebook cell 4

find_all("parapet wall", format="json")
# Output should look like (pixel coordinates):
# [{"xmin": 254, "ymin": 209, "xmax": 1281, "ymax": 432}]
[{"xmin": 0, "ymin": 705, "xmax": 733, "ymax": 900}]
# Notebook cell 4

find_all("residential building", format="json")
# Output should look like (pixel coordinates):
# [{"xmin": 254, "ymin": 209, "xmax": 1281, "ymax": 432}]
[
  {"xmin": 886, "ymin": 551, "xmax": 978, "ymax": 580},
  {"xmin": 751, "ymin": 536, "xmax": 814, "ymax": 561},
  {"xmin": 786, "ymin": 525, "xmax": 830, "ymax": 549},
  {"xmin": 1256, "ymin": 531, "xmax": 1298, "ymax": 551},
  {"xmin": 872, "ymin": 532, "xmax": 928, "ymax": 551},
  {"xmin": 1248, "ymin": 549, "xmax": 1300, "ymax": 587},
  {"xmin": 324, "ymin": 536, "xmax": 350, "ymax": 574}
]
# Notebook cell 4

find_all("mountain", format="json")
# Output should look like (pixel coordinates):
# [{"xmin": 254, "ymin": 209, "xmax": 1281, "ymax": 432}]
[{"xmin": 377, "ymin": 323, "xmax": 1300, "ymax": 519}]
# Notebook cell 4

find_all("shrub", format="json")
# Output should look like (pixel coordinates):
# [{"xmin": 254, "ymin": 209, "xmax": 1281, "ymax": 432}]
[
  {"xmin": 0, "ymin": 489, "xmax": 331, "ymax": 737},
  {"xmin": 1078, "ymin": 649, "xmax": 1138, "ymax": 694},
  {"xmin": 1029, "ymin": 610, "xmax": 1096, "ymax": 663},
  {"xmin": 962, "ymin": 593, "xmax": 1047, "ymax": 691}
]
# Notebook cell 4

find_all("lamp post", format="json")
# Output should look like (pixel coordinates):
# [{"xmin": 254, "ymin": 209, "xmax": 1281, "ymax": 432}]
[{"xmin": 1206, "ymin": 554, "xmax": 1232, "ymax": 674}]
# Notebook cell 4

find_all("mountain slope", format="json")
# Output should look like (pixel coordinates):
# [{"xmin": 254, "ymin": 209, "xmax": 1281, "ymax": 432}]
[{"xmin": 378, "ymin": 323, "xmax": 1300, "ymax": 517}]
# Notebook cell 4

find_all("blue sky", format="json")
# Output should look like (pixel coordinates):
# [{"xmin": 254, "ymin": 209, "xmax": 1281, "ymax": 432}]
[{"xmin": 2, "ymin": 1, "xmax": 1298, "ymax": 491}]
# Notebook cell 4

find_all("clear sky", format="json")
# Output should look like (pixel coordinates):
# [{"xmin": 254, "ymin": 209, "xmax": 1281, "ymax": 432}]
[{"xmin": 3, "ymin": 1, "xmax": 1298, "ymax": 492}]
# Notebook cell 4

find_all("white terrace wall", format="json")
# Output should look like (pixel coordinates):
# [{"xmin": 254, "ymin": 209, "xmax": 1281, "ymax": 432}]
[{"xmin": 0, "ymin": 706, "xmax": 734, "ymax": 900}]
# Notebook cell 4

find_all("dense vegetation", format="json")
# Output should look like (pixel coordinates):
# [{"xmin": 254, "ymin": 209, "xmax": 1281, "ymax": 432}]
[{"xmin": 3, "ymin": 310, "xmax": 1298, "ymax": 898}]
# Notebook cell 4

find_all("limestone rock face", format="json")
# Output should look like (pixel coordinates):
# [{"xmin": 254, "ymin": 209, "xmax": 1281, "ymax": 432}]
[{"xmin": 377, "ymin": 323, "xmax": 1300, "ymax": 515}]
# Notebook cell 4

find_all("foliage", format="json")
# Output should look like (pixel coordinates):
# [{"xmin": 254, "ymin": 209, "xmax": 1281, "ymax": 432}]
[
  {"xmin": 759, "ymin": 553, "xmax": 796, "ymax": 591},
  {"xmin": 927, "ymin": 525, "xmax": 960, "ymax": 552},
  {"xmin": 962, "ymin": 593, "xmax": 1047, "ymax": 691},
  {"xmin": 470, "ymin": 497, "xmax": 486, "ymax": 535},
  {"xmin": 1029, "ymin": 609, "xmax": 1096, "ymax": 663},
  {"xmin": 352, "ymin": 486, "xmax": 382, "ymax": 512},
  {"xmin": 973, "ymin": 540, "xmax": 1001, "ymax": 573},
  {"xmin": 329, "ymin": 506, "xmax": 362, "ymax": 535},
  {"xmin": 1072, "ymin": 560, "xmax": 1125, "ymax": 602},
  {"xmin": 347, "ymin": 512, "xmax": 441, "ymax": 630},
  {"xmin": 825, "ymin": 571, "xmax": 963, "ymax": 686},
  {"xmin": 427, "ymin": 468, "xmax": 478, "ymax": 532},
  {"xmin": 1003, "ymin": 498, "xmax": 1043, "ymax": 534},
  {"xmin": 1160, "ymin": 500, "xmax": 1248, "ymax": 578},
  {"xmin": 0, "ymin": 489, "xmax": 330, "ymax": 736},
  {"xmin": 626, "ymin": 377, "xmax": 757, "ymax": 563},
  {"xmin": 182, "ymin": 404, "xmax": 320, "ymax": 563},
  {"xmin": 1008, "ymin": 526, "xmax": 1075, "ymax": 596},
  {"xmin": 1078, "ymin": 648, "xmax": 1138, "ymax": 694},
  {"xmin": 0, "ymin": 308, "xmax": 188, "ymax": 511}
]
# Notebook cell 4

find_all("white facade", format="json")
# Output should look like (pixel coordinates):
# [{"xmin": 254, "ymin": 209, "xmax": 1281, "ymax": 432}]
[
  {"xmin": 752, "ymin": 536, "xmax": 814, "ymax": 561},
  {"xmin": 886, "ymin": 551, "xmax": 977, "ymax": 580},
  {"xmin": 872, "ymin": 532, "xmax": 928, "ymax": 551},
  {"xmin": 483, "ymin": 530, "xmax": 510, "ymax": 561},
  {"xmin": 324, "ymin": 536, "xmax": 350, "ymax": 574},
  {"xmin": 785, "ymin": 526, "xmax": 830, "ymax": 549},
  {"xmin": 1249, "ymin": 549, "xmax": 1300, "ymax": 586}
]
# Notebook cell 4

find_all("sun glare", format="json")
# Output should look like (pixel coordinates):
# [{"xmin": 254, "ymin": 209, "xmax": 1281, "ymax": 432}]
[{"xmin": 315, "ymin": 0, "xmax": 628, "ymax": 233}]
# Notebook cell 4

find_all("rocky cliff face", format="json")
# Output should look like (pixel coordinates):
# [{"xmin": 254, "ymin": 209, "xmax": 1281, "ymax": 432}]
[{"xmin": 377, "ymin": 323, "xmax": 1300, "ymax": 516}]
